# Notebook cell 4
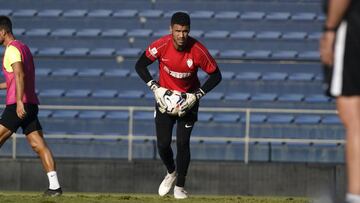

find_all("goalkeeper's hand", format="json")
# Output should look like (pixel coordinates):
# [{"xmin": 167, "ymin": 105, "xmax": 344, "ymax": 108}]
[
  {"xmin": 178, "ymin": 88, "xmax": 205, "ymax": 117},
  {"xmin": 147, "ymin": 80, "xmax": 168, "ymax": 113}
]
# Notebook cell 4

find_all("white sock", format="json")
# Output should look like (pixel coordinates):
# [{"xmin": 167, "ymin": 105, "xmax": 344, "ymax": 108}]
[
  {"xmin": 346, "ymin": 193, "xmax": 360, "ymax": 203},
  {"xmin": 47, "ymin": 171, "xmax": 60, "ymax": 190}
]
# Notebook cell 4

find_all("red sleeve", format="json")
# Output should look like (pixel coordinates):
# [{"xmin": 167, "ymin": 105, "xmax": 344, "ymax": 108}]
[
  {"xmin": 194, "ymin": 43, "xmax": 218, "ymax": 74},
  {"xmin": 145, "ymin": 35, "xmax": 170, "ymax": 61}
]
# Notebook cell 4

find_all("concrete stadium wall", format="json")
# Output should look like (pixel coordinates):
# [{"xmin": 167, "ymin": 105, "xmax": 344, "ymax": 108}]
[{"xmin": 0, "ymin": 158, "xmax": 345, "ymax": 202}]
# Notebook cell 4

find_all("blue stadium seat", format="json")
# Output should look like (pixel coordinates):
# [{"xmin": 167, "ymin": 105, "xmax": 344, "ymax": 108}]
[
  {"xmin": 91, "ymin": 90, "xmax": 118, "ymax": 98},
  {"xmin": 64, "ymin": 89, "xmax": 91, "ymax": 98},
  {"xmin": 245, "ymin": 50, "xmax": 271, "ymax": 59},
  {"xmin": 127, "ymin": 29, "xmax": 152, "ymax": 37},
  {"xmin": 36, "ymin": 68, "xmax": 52, "ymax": 76},
  {"xmin": 229, "ymin": 31, "xmax": 255, "ymax": 39},
  {"xmin": 251, "ymin": 93, "xmax": 277, "ymax": 102},
  {"xmin": 304, "ymin": 94, "xmax": 330, "ymax": 103},
  {"xmin": 63, "ymin": 9, "xmax": 88, "ymax": 17},
  {"xmin": 241, "ymin": 114, "xmax": 267, "ymax": 123},
  {"xmin": 308, "ymin": 32, "xmax": 321, "ymax": 40},
  {"xmin": 89, "ymin": 48, "xmax": 115, "ymax": 57},
  {"xmin": 189, "ymin": 30, "xmax": 204, "ymax": 38},
  {"xmin": 218, "ymin": 50, "xmax": 245, "ymax": 59},
  {"xmin": 138, "ymin": 10, "xmax": 163, "ymax": 18},
  {"xmin": 39, "ymin": 89, "xmax": 65, "ymax": 97},
  {"xmin": 104, "ymin": 111, "xmax": 129, "ymax": 120},
  {"xmin": 112, "ymin": 9, "xmax": 138, "ymax": 18},
  {"xmin": 224, "ymin": 93, "xmax": 250, "ymax": 101},
  {"xmin": 214, "ymin": 11, "xmax": 239, "ymax": 19},
  {"xmin": 261, "ymin": 72, "xmax": 287, "ymax": 81},
  {"xmin": 134, "ymin": 111, "xmax": 153, "ymax": 120},
  {"xmin": 37, "ymin": 48, "xmax": 64, "ymax": 57},
  {"xmin": 288, "ymin": 73, "xmax": 315, "ymax": 81},
  {"xmin": 191, "ymin": 140, "xmax": 244, "ymax": 161},
  {"xmin": 190, "ymin": 10, "xmax": 214, "ymax": 19},
  {"xmin": 202, "ymin": 92, "xmax": 224, "ymax": 101},
  {"xmin": 267, "ymin": 115, "xmax": 294, "ymax": 124},
  {"xmin": 297, "ymin": 51, "xmax": 320, "ymax": 61},
  {"xmin": 13, "ymin": 28, "xmax": 25, "ymax": 36},
  {"xmin": 76, "ymin": 29, "xmax": 101, "ymax": 37},
  {"xmin": 78, "ymin": 111, "xmax": 106, "ymax": 119},
  {"xmin": 163, "ymin": 10, "xmax": 189, "ymax": 18},
  {"xmin": 116, "ymin": 48, "xmax": 142, "ymax": 57},
  {"xmin": 235, "ymin": 72, "xmax": 261, "ymax": 80},
  {"xmin": 240, "ymin": 12, "xmax": 265, "ymax": 20},
  {"xmin": 204, "ymin": 30, "xmax": 229, "ymax": 39},
  {"xmin": 265, "ymin": 12, "xmax": 290, "ymax": 21},
  {"xmin": 77, "ymin": 68, "xmax": 104, "ymax": 77},
  {"xmin": 37, "ymin": 9, "xmax": 63, "ymax": 17},
  {"xmin": 117, "ymin": 90, "xmax": 144, "ymax": 99},
  {"xmin": 277, "ymin": 94, "xmax": 304, "ymax": 102},
  {"xmin": 87, "ymin": 9, "xmax": 112, "ymax": 18},
  {"xmin": 291, "ymin": 12, "xmax": 317, "ymax": 21},
  {"xmin": 25, "ymin": 28, "xmax": 51, "ymax": 37},
  {"xmin": 12, "ymin": 9, "xmax": 37, "ymax": 17},
  {"xmin": 321, "ymin": 116, "xmax": 341, "ymax": 125},
  {"xmin": 0, "ymin": 9, "xmax": 12, "ymax": 16},
  {"xmin": 153, "ymin": 29, "xmax": 170, "ymax": 38},
  {"xmin": 282, "ymin": 32, "xmax": 307, "ymax": 40},
  {"xmin": 51, "ymin": 29, "xmax": 76, "ymax": 37},
  {"xmin": 256, "ymin": 31, "xmax": 281, "ymax": 40},
  {"xmin": 271, "ymin": 143, "xmax": 310, "ymax": 162},
  {"xmin": 103, "ymin": 69, "xmax": 130, "ymax": 77},
  {"xmin": 221, "ymin": 71, "xmax": 235, "ymax": 80},
  {"xmin": 271, "ymin": 51, "xmax": 298, "ymax": 60},
  {"xmin": 101, "ymin": 29, "xmax": 127, "ymax": 37},
  {"xmin": 63, "ymin": 48, "xmax": 90, "ymax": 56},
  {"xmin": 212, "ymin": 113, "xmax": 240, "ymax": 123},
  {"xmin": 52, "ymin": 110, "xmax": 79, "ymax": 118},
  {"xmin": 198, "ymin": 113, "xmax": 213, "ymax": 122},
  {"xmin": 38, "ymin": 110, "xmax": 53, "ymax": 118},
  {"xmin": 294, "ymin": 115, "xmax": 321, "ymax": 124},
  {"xmin": 51, "ymin": 68, "xmax": 77, "ymax": 77}
]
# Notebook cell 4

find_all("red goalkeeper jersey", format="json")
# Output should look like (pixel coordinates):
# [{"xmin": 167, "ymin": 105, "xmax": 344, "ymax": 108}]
[{"xmin": 145, "ymin": 34, "xmax": 217, "ymax": 93}]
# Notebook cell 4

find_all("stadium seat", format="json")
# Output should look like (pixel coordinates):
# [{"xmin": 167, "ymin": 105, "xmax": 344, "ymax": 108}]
[
  {"xmin": 13, "ymin": 28, "xmax": 25, "ymax": 36},
  {"xmin": 25, "ymin": 28, "xmax": 51, "ymax": 37},
  {"xmin": 202, "ymin": 92, "xmax": 224, "ymax": 101},
  {"xmin": 78, "ymin": 111, "xmax": 106, "ymax": 119},
  {"xmin": 38, "ymin": 110, "xmax": 53, "ymax": 118},
  {"xmin": 91, "ymin": 89, "xmax": 118, "ymax": 98},
  {"xmin": 224, "ymin": 93, "xmax": 250, "ymax": 101},
  {"xmin": 116, "ymin": 48, "xmax": 142, "ymax": 57},
  {"xmin": 51, "ymin": 29, "xmax": 76, "ymax": 37},
  {"xmin": 87, "ymin": 9, "xmax": 113, "ymax": 18},
  {"xmin": 117, "ymin": 90, "xmax": 144, "ymax": 99},
  {"xmin": 266, "ymin": 115, "xmax": 294, "ymax": 124},
  {"xmin": 282, "ymin": 32, "xmax": 307, "ymax": 40},
  {"xmin": 77, "ymin": 69, "xmax": 104, "ymax": 77},
  {"xmin": 37, "ymin": 9, "xmax": 63, "ymax": 17},
  {"xmin": 297, "ymin": 51, "xmax": 320, "ymax": 61},
  {"xmin": 241, "ymin": 114, "xmax": 267, "ymax": 123},
  {"xmin": 138, "ymin": 10, "xmax": 163, "ymax": 18},
  {"xmin": 101, "ymin": 29, "xmax": 127, "ymax": 37},
  {"xmin": 190, "ymin": 10, "xmax": 214, "ymax": 19},
  {"xmin": 277, "ymin": 94, "xmax": 304, "ymax": 102},
  {"xmin": 251, "ymin": 93, "xmax": 277, "ymax": 102},
  {"xmin": 240, "ymin": 12, "xmax": 265, "ymax": 20},
  {"xmin": 103, "ymin": 69, "xmax": 130, "ymax": 77},
  {"xmin": 63, "ymin": 48, "xmax": 90, "ymax": 57},
  {"xmin": 229, "ymin": 31, "xmax": 255, "ymax": 39},
  {"xmin": 221, "ymin": 71, "xmax": 235, "ymax": 80},
  {"xmin": 308, "ymin": 32, "xmax": 322, "ymax": 40},
  {"xmin": 112, "ymin": 9, "xmax": 138, "ymax": 18},
  {"xmin": 204, "ymin": 30, "xmax": 230, "ymax": 39},
  {"xmin": 265, "ymin": 12, "xmax": 290, "ymax": 21},
  {"xmin": 64, "ymin": 89, "xmax": 91, "ymax": 98},
  {"xmin": 245, "ymin": 50, "xmax": 271, "ymax": 59},
  {"xmin": 218, "ymin": 50, "xmax": 245, "ymax": 59},
  {"xmin": 212, "ymin": 113, "xmax": 240, "ymax": 123},
  {"xmin": 104, "ymin": 111, "xmax": 129, "ymax": 120},
  {"xmin": 134, "ymin": 111, "xmax": 153, "ymax": 120},
  {"xmin": 63, "ymin": 9, "xmax": 88, "ymax": 17},
  {"xmin": 271, "ymin": 51, "xmax": 298, "ymax": 60},
  {"xmin": 89, "ymin": 48, "xmax": 115, "ymax": 57},
  {"xmin": 37, "ymin": 48, "xmax": 64, "ymax": 57},
  {"xmin": 153, "ymin": 29, "xmax": 170, "ymax": 37},
  {"xmin": 288, "ymin": 73, "xmax": 315, "ymax": 81},
  {"xmin": 52, "ymin": 110, "xmax": 79, "ymax": 118},
  {"xmin": 51, "ymin": 68, "xmax": 78, "ymax": 77},
  {"xmin": 127, "ymin": 29, "xmax": 152, "ymax": 37},
  {"xmin": 321, "ymin": 116, "xmax": 341, "ymax": 125},
  {"xmin": 76, "ymin": 29, "xmax": 101, "ymax": 37},
  {"xmin": 36, "ymin": 68, "xmax": 52, "ymax": 77},
  {"xmin": 214, "ymin": 11, "xmax": 239, "ymax": 20},
  {"xmin": 189, "ymin": 30, "xmax": 204, "ymax": 38},
  {"xmin": 198, "ymin": 113, "xmax": 213, "ymax": 122},
  {"xmin": 39, "ymin": 89, "xmax": 65, "ymax": 97},
  {"xmin": 294, "ymin": 115, "xmax": 321, "ymax": 124},
  {"xmin": 191, "ymin": 140, "xmax": 244, "ymax": 161},
  {"xmin": 0, "ymin": 9, "xmax": 12, "ymax": 16},
  {"xmin": 291, "ymin": 12, "xmax": 317, "ymax": 21},
  {"xmin": 12, "ymin": 9, "xmax": 37, "ymax": 17},
  {"xmin": 235, "ymin": 72, "xmax": 261, "ymax": 80},
  {"xmin": 261, "ymin": 72, "xmax": 288, "ymax": 81},
  {"xmin": 29, "ymin": 47, "xmax": 38, "ymax": 55},
  {"xmin": 304, "ymin": 94, "xmax": 330, "ymax": 103},
  {"xmin": 256, "ymin": 31, "xmax": 281, "ymax": 40}
]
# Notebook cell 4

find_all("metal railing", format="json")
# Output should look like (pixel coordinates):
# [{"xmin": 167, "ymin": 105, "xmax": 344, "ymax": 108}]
[{"xmin": 8, "ymin": 105, "xmax": 342, "ymax": 163}]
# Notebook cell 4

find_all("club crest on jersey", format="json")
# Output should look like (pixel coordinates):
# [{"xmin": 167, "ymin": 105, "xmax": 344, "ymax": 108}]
[
  {"xmin": 149, "ymin": 47, "xmax": 158, "ymax": 57},
  {"xmin": 186, "ymin": 59, "xmax": 193, "ymax": 69}
]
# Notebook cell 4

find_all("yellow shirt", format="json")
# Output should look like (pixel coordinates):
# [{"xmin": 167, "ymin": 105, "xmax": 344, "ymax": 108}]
[{"xmin": 3, "ymin": 45, "xmax": 22, "ymax": 73}]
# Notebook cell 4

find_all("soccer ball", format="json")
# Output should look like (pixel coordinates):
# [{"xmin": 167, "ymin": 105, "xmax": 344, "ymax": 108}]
[{"xmin": 163, "ymin": 90, "xmax": 185, "ymax": 115}]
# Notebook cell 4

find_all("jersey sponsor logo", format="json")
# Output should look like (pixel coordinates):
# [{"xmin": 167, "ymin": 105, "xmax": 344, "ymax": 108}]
[
  {"xmin": 149, "ymin": 47, "xmax": 158, "ymax": 57},
  {"xmin": 186, "ymin": 59, "xmax": 193, "ymax": 69},
  {"xmin": 164, "ymin": 65, "xmax": 192, "ymax": 79}
]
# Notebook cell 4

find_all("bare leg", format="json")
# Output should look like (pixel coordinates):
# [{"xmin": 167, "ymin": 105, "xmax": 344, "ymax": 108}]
[
  {"xmin": 0, "ymin": 124, "xmax": 14, "ymax": 147},
  {"xmin": 337, "ymin": 96, "xmax": 360, "ymax": 195},
  {"xmin": 26, "ymin": 130, "xmax": 55, "ymax": 172}
]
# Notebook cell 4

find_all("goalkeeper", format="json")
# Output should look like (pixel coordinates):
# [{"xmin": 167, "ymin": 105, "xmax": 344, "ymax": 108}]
[{"xmin": 135, "ymin": 12, "xmax": 221, "ymax": 199}]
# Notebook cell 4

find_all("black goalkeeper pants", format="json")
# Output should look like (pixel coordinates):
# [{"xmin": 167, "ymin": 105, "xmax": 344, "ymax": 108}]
[{"xmin": 155, "ymin": 104, "xmax": 198, "ymax": 187}]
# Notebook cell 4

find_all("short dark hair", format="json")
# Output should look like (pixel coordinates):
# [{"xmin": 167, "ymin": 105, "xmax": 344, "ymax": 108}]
[
  {"xmin": 171, "ymin": 12, "xmax": 190, "ymax": 26},
  {"xmin": 0, "ymin": 16, "xmax": 12, "ymax": 34}
]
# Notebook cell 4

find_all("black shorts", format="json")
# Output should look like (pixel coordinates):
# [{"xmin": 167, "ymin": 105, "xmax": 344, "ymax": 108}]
[
  {"xmin": 325, "ymin": 20, "xmax": 360, "ymax": 97},
  {"xmin": 0, "ymin": 104, "xmax": 42, "ymax": 135},
  {"xmin": 155, "ymin": 102, "xmax": 199, "ymax": 124}
]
